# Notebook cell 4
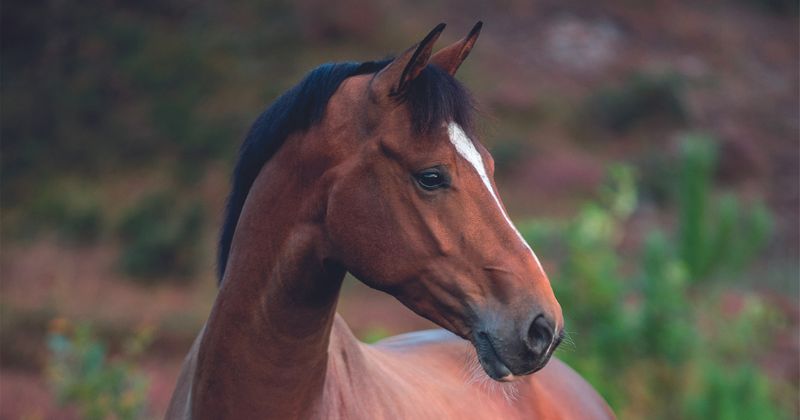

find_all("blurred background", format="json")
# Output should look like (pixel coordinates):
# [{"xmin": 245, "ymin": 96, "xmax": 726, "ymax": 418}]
[{"xmin": 1, "ymin": 0, "xmax": 798, "ymax": 418}]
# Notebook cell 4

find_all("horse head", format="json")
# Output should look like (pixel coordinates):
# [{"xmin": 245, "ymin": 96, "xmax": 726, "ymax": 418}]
[{"xmin": 322, "ymin": 23, "xmax": 563, "ymax": 381}]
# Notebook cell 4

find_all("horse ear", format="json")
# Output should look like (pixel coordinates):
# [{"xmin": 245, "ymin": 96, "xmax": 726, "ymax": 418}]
[
  {"xmin": 372, "ymin": 23, "xmax": 446, "ymax": 97},
  {"xmin": 430, "ymin": 21, "xmax": 482, "ymax": 76}
]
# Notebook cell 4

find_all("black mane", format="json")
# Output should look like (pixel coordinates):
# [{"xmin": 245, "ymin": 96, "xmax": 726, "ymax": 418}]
[{"xmin": 218, "ymin": 61, "xmax": 474, "ymax": 284}]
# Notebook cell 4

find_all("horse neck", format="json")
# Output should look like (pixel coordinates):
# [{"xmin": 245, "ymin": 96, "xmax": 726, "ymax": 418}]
[{"xmin": 191, "ymin": 129, "xmax": 350, "ymax": 419}]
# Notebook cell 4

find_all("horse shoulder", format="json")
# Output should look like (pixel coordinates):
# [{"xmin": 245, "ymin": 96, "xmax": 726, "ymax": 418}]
[
  {"xmin": 522, "ymin": 358, "xmax": 616, "ymax": 419},
  {"xmin": 368, "ymin": 329, "xmax": 615, "ymax": 419},
  {"xmin": 323, "ymin": 325, "xmax": 474, "ymax": 419}
]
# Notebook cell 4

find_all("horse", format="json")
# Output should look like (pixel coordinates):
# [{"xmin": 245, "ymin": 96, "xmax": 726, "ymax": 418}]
[{"xmin": 166, "ymin": 22, "xmax": 614, "ymax": 419}]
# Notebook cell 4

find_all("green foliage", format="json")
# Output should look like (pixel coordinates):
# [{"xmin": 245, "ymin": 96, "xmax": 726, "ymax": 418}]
[
  {"xmin": 676, "ymin": 134, "xmax": 773, "ymax": 281},
  {"xmin": 581, "ymin": 72, "xmax": 687, "ymax": 133},
  {"xmin": 639, "ymin": 231, "xmax": 694, "ymax": 365},
  {"xmin": 677, "ymin": 134, "xmax": 715, "ymax": 278},
  {"xmin": 686, "ymin": 296, "xmax": 787, "ymax": 419},
  {"xmin": 1, "ymin": 0, "xmax": 232, "ymax": 203},
  {"xmin": 686, "ymin": 363, "xmax": 784, "ymax": 420},
  {"xmin": 519, "ymin": 162, "xmax": 789, "ymax": 418},
  {"xmin": 25, "ymin": 187, "xmax": 104, "ymax": 245},
  {"xmin": 47, "ymin": 322, "xmax": 153, "ymax": 420},
  {"xmin": 489, "ymin": 138, "xmax": 527, "ymax": 174},
  {"xmin": 117, "ymin": 192, "xmax": 204, "ymax": 282},
  {"xmin": 636, "ymin": 151, "xmax": 677, "ymax": 207}
]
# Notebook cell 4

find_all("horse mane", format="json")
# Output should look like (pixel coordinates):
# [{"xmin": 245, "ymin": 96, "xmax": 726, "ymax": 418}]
[{"xmin": 218, "ymin": 60, "xmax": 475, "ymax": 284}]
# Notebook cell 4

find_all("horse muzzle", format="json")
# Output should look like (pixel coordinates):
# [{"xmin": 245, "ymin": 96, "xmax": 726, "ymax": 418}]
[{"xmin": 470, "ymin": 311, "xmax": 563, "ymax": 381}]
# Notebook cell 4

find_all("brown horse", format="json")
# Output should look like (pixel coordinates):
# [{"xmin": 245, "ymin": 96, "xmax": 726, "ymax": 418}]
[{"xmin": 166, "ymin": 22, "xmax": 614, "ymax": 419}]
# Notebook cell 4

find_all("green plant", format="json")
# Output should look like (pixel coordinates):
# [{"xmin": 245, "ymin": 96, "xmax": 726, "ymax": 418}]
[
  {"xmin": 47, "ymin": 321, "xmax": 153, "ymax": 420},
  {"xmin": 489, "ymin": 138, "xmax": 526, "ymax": 174},
  {"xmin": 581, "ymin": 72, "xmax": 687, "ymax": 133},
  {"xmin": 117, "ymin": 191, "xmax": 204, "ymax": 282},
  {"xmin": 636, "ymin": 151, "xmax": 677, "ymax": 207},
  {"xmin": 519, "ymin": 163, "xmax": 789, "ymax": 418},
  {"xmin": 26, "ymin": 187, "xmax": 104, "ymax": 245},
  {"xmin": 676, "ymin": 134, "xmax": 773, "ymax": 281},
  {"xmin": 1, "ymin": 1, "xmax": 234, "ymax": 207},
  {"xmin": 685, "ymin": 362, "xmax": 784, "ymax": 420},
  {"xmin": 639, "ymin": 231, "xmax": 694, "ymax": 365}
]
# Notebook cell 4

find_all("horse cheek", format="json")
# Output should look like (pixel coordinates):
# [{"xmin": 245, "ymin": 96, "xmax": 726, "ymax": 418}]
[{"xmin": 325, "ymin": 174, "xmax": 406, "ymax": 290}]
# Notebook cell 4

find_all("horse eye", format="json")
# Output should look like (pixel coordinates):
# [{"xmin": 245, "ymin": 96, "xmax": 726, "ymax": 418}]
[{"xmin": 415, "ymin": 168, "xmax": 448, "ymax": 190}]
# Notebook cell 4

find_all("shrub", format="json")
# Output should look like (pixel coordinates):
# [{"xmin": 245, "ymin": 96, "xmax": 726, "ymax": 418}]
[
  {"xmin": 27, "ymin": 187, "xmax": 104, "ymax": 245},
  {"xmin": 489, "ymin": 138, "xmax": 527, "ymax": 174},
  {"xmin": 685, "ymin": 362, "xmax": 784, "ymax": 420},
  {"xmin": 117, "ymin": 192, "xmax": 204, "ymax": 282},
  {"xmin": 581, "ymin": 72, "xmax": 687, "ymax": 133},
  {"xmin": 676, "ymin": 134, "xmax": 773, "ymax": 281},
  {"xmin": 57, "ymin": 201, "xmax": 104, "ymax": 245},
  {"xmin": 639, "ymin": 231, "xmax": 694, "ymax": 365},
  {"xmin": 519, "ymin": 162, "xmax": 789, "ymax": 417},
  {"xmin": 47, "ymin": 321, "xmax": 153, "ymax": 420}
]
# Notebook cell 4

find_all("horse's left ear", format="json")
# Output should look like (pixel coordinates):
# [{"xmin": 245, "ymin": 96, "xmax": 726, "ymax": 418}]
[
  {"xmin": 430, "ymin": 21, "xmax": 482, "ymax": 76},
  {"xmin": 372, "ymin": 23, "xmax": 446, "ymax": 98}
]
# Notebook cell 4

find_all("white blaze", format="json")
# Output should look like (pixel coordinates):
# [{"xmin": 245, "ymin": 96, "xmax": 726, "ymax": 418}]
[{"xmin": 447, "ymin": 122, "xmax": 544, "ymax": 271}]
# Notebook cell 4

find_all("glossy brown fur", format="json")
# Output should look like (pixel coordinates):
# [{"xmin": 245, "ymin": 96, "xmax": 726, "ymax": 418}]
[{"xmin": 166, "ymin": 23, "xmax": 614, "ymax": 419}]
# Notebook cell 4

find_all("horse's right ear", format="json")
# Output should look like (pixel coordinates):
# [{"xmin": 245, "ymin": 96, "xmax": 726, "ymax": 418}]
[
  {"xmin": 430, "ymin": 21, "xmax": 482, "ymax": 76},
  {"xmin": 371, "ymin": 23, "xmax": 446, "ymax": 98}
]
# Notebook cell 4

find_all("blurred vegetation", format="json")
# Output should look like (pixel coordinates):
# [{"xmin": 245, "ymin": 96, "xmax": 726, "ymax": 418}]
[
  {"xmin": 116, "ymin": 192, "xmax": 205, "ymax": 282},
  {"xmin": 23, "ymin": 186, "xmax": 104, "ymax": 245},
  {"xmin": 47, "ymin": 320, "xmax": 153, "ymax": 420},
  {"xmin": 579, "ymin": 72, "xmax": 687, "ymax": 134},
  {"xmin": 0, "ymin": 0, "xmax": 373, "ymax": 283},
  {"xmin": 740, "ymin": 0, "xmax": 800, "ymax": 14},
  {"xmin": 520, "ymin": 137, "xmax": 790, "ymax": 418},
  {"xmin": 676, "ymin": 134, "xmax": 773, "ymax": 280},
  {"xmin": 1, "ymin": 1, "xmax": 237, "ymax": 200}
]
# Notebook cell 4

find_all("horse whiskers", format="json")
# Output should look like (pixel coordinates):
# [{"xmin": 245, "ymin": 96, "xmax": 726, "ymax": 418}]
[
  {"xmin": 460, "ymin": 346, "xmax": 481, "ymax": 384},
  {"xmin": 461, "ymin": 347, "xmax": 482, "ymax": 385},
  {"xmin": 461, "ymin": 347, "xmax": 520, "ymax": 404},
  {"xmin": 500, "ymin": 381, "xmax": 521, "ymax": 403},
  {"xmin": 560, "ymin": 329, "xmax": 577, "ymax": 351}
]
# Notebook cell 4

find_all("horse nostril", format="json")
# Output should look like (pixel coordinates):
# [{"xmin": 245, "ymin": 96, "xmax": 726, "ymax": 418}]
[{"xmin": 526, "ymin": 314, "xmax": 555, "ymax": 355}]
